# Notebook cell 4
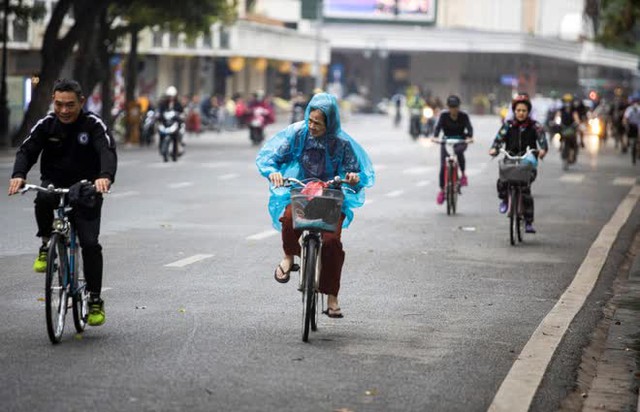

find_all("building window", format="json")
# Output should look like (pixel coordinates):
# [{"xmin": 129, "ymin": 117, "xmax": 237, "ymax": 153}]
[
  {"xmin": 169, "ymin": 32, "xmax": 179, "ymax": 48},
  {"xmin": 203, "ymin": 31, "xmax": 212, "ymax": 48},
  {"xmin": 152, "ymin": 30, "xmax": 163, "ymax": 48},
  {"xmin": 219, "ymin": 26, "xmax": 229, "ymax": 49},
  {"xmin": 185, "ymin": 36, "xmax": 196, "ymax": 49},
  {"xmin": 12, "ymin": 19, "xmax": 28, "ymax": 42}
]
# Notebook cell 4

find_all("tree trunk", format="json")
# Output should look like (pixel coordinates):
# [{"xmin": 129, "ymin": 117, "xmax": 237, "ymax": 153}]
[
  {"xmin": 124, "ymin": 25, "xmax": 140, "ymax": 143},
  {"xmin": 11, "ymin": 0, "xmax": 108, "ymax": 146}
]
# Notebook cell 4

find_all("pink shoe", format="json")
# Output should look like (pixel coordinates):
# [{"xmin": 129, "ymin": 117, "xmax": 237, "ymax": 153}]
[
  {"xmin": 460, "ymin": 175, "xmax": 468, "ymax": 187},
  {"xmin": 436, "ymin": 191, "xmax": 445, "ymax": 205}
]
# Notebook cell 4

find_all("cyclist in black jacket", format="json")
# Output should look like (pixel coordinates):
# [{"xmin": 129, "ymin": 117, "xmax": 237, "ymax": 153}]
[
  {"xmin": 8, "ymin": 79, "xmax": 117, "ymax": 327},
  {"xmin": 432, "ymin": 95, "xmax": 473, "ymax": 205},
  {"xmin": 489, "ymin": 95, "xmax": 548, "ymax": 233}
]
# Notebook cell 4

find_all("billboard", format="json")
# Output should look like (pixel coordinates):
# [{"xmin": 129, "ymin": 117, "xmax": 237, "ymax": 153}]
[{"xmin": 323, "ymin": 0, "xmax": 436, "ymax": 23}]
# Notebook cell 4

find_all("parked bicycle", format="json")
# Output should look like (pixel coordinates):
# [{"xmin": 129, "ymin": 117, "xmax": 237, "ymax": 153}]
[
  {"xmin": 433, "ymin": 137, "xmax": 472, "ymax": 215},
  {"xmin": 498, "ymin": 148, "xmax": 537, "ymax": 246},
  {"xmin": 20, "ymin": 183, "xmax": 89, "ymax": 343},
  {"xmin": 283, "ymin": 176, "xmax": 347, "ymax": 342}
]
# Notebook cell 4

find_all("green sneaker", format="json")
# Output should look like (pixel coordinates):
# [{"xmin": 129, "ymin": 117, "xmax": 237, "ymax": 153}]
[
  {"xmin": 33, "ymin": 245, "xmax": 47, "ymax": 273},
  {"xmin": 87, "ymin": 298, "xmax": 106, "ymax": 326}
]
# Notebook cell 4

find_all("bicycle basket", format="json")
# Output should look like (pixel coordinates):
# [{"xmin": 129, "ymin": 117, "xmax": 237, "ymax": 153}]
[
  {"xmin": 499, "ymin": 159, "xmax": 533, "ymax": 184},
  {"xmin": 290, "ymin": 187, "xmax": 344, "ymax": 232}
]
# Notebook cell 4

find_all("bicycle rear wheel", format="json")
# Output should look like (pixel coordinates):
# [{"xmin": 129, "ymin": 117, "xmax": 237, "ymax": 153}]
[
  {"xmin": 72, "ymin": 243, "xmax": 88, "ymax": 333},
  {"xmin": 46, "ymin": 234, "xmax": 67, "ymax": 344},
  {"xmin": 451, "ymin": 166, "xmax": 458, "ymax": 214},
  {"xmin": 509, "ymin": 189, "xmax": 517, "ymax": 246},
  {"xmin": 446, "ymin": 163, "xmax": 453, "ymax": 215},
  {"xmin": 301, "ymin": 237, "xmax": 318, "ymax": 342}
]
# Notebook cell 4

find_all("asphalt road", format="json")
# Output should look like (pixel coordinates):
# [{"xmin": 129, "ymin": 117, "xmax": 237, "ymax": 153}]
[{"xmin": 1, "ymin": 114, "xmax": 638, "ymax": 412}]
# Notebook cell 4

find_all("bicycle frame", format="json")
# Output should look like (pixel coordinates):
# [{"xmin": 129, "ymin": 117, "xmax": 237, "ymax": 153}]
[{"xmin": 434, "ymin": 137, "xmax": 469, "ymax": 215}]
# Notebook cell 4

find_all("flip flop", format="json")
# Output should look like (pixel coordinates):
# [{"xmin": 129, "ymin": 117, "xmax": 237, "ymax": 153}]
[
  {"xmin": 322, "ymin": 307, "xmax": 344, "ymax": 318},
  {"xmin": 274, "ymin": 262, "xmax": 299, "ymax": 284}
]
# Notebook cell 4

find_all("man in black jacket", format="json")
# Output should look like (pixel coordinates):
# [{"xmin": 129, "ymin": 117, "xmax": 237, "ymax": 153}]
[{"xmin": 8, "ymin": 79, "xmax": 117, "ymax": 327}]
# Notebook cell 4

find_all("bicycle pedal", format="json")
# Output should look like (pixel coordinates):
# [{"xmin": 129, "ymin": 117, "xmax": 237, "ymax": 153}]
[{"xmin": 291, "ymin": 264, "xmax": 300, "ymax": 272}]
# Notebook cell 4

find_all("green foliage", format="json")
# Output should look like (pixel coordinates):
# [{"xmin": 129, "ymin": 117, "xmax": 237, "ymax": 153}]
[
  {"xmin": 595, "ymin": 0, "xmax": 640, "ymax": 54},
  {"xmin": 112, "ymin": 0, "xmax": 236, "ymax": 36}
]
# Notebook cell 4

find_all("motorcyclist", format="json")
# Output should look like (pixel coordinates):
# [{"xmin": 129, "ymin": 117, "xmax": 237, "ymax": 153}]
[
  {"xmin": 432, "ymin": 95, "xmax": 474, "ymax": 205},
  {"xmin": 247, "ymin": 90, "xmax": 275, "ymax": 145},
  {"xmin": 157, "ymin": 86, "xmax": 185, "ymax": 157},
  {"xmin": 489, "ymin": 94, "xmax": 548, "ymax": 234},
  {"xmin": 407, "ymin": 91, "xmax": 425, "ymax": 139},
  {"xmin": 623, "ymin": 94, "xmax": 640, "ymax": 160}
]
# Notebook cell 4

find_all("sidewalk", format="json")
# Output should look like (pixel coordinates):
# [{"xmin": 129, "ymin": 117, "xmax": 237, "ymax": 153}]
[{"xmin": 564, "ymin": 230, "xmax": 640, "ymax": 411}]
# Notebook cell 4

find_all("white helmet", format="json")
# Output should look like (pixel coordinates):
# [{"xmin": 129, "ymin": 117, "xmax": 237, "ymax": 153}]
[{"xmin": 165, "ymin": 86, "xmax": 177, "ymax": 97}]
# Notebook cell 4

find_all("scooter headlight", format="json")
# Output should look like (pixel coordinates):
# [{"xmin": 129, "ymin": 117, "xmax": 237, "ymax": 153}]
[{"xmin": 423, "ymin": 107, "xmax": 434, "ymax": 119}]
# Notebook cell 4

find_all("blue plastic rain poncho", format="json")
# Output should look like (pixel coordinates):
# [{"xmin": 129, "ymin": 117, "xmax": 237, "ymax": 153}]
[{"xmin": 256, "ymin": 93, "xmax": 375, "ymax": 230}]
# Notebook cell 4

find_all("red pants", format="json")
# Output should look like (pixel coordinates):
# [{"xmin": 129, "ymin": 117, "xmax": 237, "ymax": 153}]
[{"xmin": 280, "ymin": 204, "xmax": 345, "ymax": 296}]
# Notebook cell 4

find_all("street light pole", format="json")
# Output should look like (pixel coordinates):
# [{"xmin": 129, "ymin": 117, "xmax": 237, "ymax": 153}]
[{"xmin": 0, "ymin": 0, "xmax": 9, "ymax": 146}]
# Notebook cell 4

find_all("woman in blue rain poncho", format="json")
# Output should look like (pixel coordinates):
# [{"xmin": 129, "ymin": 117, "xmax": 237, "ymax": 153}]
[{"xmin": 256, "ymin": 93, "xmax": 375, "ymax": 318}]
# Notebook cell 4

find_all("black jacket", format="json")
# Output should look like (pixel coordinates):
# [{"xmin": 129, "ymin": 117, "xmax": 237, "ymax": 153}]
[
  {"xmin": 433, "ymin": 110, "xmax": 473, "ymax": 138},
  {"xmin": 492, "ymin": 118, "xmax": 548, "ymax": 156},
  {"xmin": 12, "ymin": 111, "xmax": 117, "ymax": 187}
]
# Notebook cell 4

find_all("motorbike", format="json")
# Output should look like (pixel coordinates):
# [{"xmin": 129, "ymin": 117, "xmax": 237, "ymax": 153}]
[
  {"xmin": 158, "ymin": 110, "xmax": 183, "ymax": 162},
  {"xmin": 560, "ymin": 125, "xmax": 578, "ymax": 170},
  {"xmin": 421, "ymin": 105, "xmax": 436, "ymax": 137},
  {"xmin": 140, "ymin": 109, "xmax": 156, "ymax": 146},
  {"xmin": 249, "ymin": 106, "xmax": 270, "ymax": 145},
  {"xmin": 409, "ymin": 107, "xmax": 422, "ymax": 140}
]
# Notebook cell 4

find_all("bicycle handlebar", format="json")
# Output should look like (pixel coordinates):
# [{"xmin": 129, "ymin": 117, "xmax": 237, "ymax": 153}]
[
  {"xmin": 283, "ymin": 176, "xmax": 344, "ymax": 189},
  {"xmin": 432, "ymin": 137, "xmax": 473, "ymax": 145},
  {"xmin": 499, "ymin": 147, "xmax": 537, "ymax": 160},
  {"xmin": 20, "ymin": 184, "xmax": 70, "ymax": 195}
]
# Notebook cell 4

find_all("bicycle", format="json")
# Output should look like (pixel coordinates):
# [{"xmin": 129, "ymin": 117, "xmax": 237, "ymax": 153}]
[
  {"xmin": 433, "ymin": 137, "xmax": 472, "ymax": 215},
  {"xmin": 283, "ymin": 176, "xmax": 346, "ymax": 342},
  {"xmin": 20, "ymin": 183, "xmax": 90, "ymax": 344},
  {"xmin": 498, "ymin": 148, "xmax": 536, "ymax": 246}
]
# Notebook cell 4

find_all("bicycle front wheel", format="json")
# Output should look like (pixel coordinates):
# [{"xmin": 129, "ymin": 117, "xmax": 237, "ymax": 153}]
[
  {"xmin": 509, "ymin": 189, "xmax": 517, "ymax": 246},
  {"xmin": 72, "ymin": 244, "xmax": 88, "ymax": 333},
  {"xmin": 301, "ymin": 237, "xmax": 318, "ymax": 343},
  {"xmin": 46, "ymin": 234, "xmax": 68, "ymax": 344}
]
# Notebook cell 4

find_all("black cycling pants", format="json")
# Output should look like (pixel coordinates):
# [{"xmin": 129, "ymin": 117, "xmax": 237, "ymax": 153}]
[
  {"xmin": 496, "ymin": 170, "xmax": 537, "ymax": 223},
  {"xmin": 35, "ymin": 189, "xmax": 104, "ymax": 296}
]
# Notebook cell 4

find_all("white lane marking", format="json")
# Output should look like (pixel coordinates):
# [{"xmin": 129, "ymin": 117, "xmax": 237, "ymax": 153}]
[
  {"xmin": 613, "ymin": 176, "xmax": 637, "ymax": 186},
  {"xmin": 416, "ymin": 180, "xmax": 431, "ymax": 187},
  {"xmin": 168, "ymin": 182, "xmax": 194, "ymax": 189},
  {"xmin": 201, "ymin": 161, "xmax": 232, "ymax": 169},
  {"xmin": 375, "ymin": 164, "xmax": 388, "ymax": 171},
  {"xmin": 364, "ymin": 198, "xmax": 375, "ymax": 205},
  {"xmin": 165, "ymin": 254, "xmax": 214, "ymax": 268},
  {"xmin": 246, "ymin": 229, "xmax": 279, "ymax": 241},
  {"xmin": 402, "ymin": 166, "xmax": 433, "ymax": 175},
  {"xmin": 385, "ymin": 190, "xmax": 404, "ymax": 198},
  {"xmin": 218, "ymin": 173, "xmax": 239, "ymax": 180},
  {"xmin": 488, "ymin": 185, "xmax": 640, "ymax": 412},
  {"xmin": 149, "ymin": 163, "xmax": 175, "ymax": 169},
  {"xmin": 117, "ymin": 160, "xmax": 141, "ymax": 167},
  {"xmin": 109, "ymin": 190, "xmax": 140, "ymax": 199},
  {"xmin": 559, "ymin": 174, "xmax": 585, "ymax": 183}
]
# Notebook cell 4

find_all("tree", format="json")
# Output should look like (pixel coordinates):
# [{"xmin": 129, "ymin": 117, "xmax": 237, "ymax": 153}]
[
  {"xmin": 113, "ymin": 0, "xmax": 235, "ymax": 142},
  {"xmin": 12, "ymin": 0, "xmax": 110, "ymax": 145},
  {"xmin": 585, "ymin": 0, "xmax": 640, "ymax": 54}
]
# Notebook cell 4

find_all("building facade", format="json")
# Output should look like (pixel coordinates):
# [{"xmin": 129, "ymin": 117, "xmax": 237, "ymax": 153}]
[{"xmin": 289, "ymin": 0, "xmax": 639, "ymax": 111}]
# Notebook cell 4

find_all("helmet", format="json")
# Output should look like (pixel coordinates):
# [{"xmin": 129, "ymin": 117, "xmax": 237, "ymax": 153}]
[
  {"xmin": 446, "ymin": 95, "xmax": 460, "ymax": 108},
  {"xmin": 511, "ymin": 93, "xmax": 531, "ymax": 112},
  {"xmin": 562, "ymin": 93, "xmax": 573, "ymax": 103},
  {"xmin": 165, "ymin": 86, "xmax": 177, "ymax": 97}
]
